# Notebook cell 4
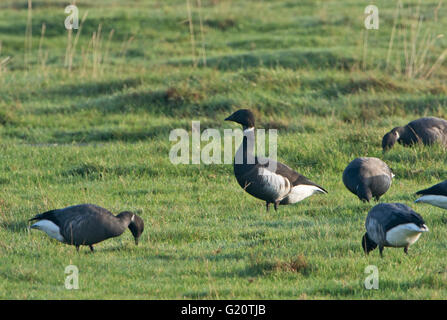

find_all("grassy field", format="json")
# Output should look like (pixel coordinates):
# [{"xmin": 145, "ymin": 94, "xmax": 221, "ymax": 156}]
[{"xmin": 0, "ymin": 0, "xmax": 447, "ymax": 299}]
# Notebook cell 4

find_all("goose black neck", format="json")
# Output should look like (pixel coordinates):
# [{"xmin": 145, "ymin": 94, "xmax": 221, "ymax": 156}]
[
  {"xmin": 117, "ymin": 211, "xmax": 133, "ymax": 227},
  {"xmin": 236, "ymin": 129, "xmax": 255, "ymax": 165}
]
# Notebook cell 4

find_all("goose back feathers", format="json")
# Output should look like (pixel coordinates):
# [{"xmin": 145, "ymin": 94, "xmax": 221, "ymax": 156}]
[
  {"xmin": 342, "ymin": 157, "xmax": 393, "ymax": 202},
  {"xmin": 382, "ymin": 117, "xmax": 447, "ymax": 152},
  {"xmin": 362, "ymin": 203, "xmax": 428, "ymax": 257},
  {"xmin": 30, "ymin": 204, "xmax": 144, "ymax": 251}
]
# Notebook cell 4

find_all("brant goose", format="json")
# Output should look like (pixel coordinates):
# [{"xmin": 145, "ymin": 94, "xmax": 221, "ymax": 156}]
[
  {"xmin": 29, "ymin": 204, "xmax": 144, "ymax": 252},
  {"xmin": 362, "ymin": 203, "xmax": 428, "ymax": 257},
  {"xmin": 342, "ymin": 157, "xmax": 394, "ymax": 202},
  {"xmin": 382, "ymin": 117, "xmax": 447, "ymax": 152},
  {"xmin": 415, "ymin": 180, "xmax": 447, "ymax": 209},
  {"xmin": 225, "ymin": 109, "xmax": 327, "ymax": 211}
]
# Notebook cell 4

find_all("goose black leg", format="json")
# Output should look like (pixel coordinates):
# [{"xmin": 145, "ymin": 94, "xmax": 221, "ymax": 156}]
[
  {"xmin": 76, "ymin": 245, "xmax": 80, "ymax": 253},
  {"xmin": 274, "ymin": 201, "xmax": 279, "ymax": 211},
  {"xmin": 379, "ymin": 245, "xmax": 384, "ymax": 258},
  {"xmin": 89, "ymin": 245, "xmax": 95, "ymax": 253},
  {"xmin": 266, "ymin": 202, "xmax": 270, "ymax": 212},
  {"xmin": 404, "ymin": 246, "xmax": 409, "ymax": 255}
]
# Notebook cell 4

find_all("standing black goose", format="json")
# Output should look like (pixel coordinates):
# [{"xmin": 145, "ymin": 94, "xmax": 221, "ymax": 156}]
[
  {"xmin": 342, "ymin": 157, "xmax": 394, "ymax": 202},
  {"xmin": 362, "ymin": 203, "xmax": 428, "ymax": 257},
  {"xmin": 225, "ymin": 109, "xmax": 327, "ymax": 211},
  {"xmin": 29, "ymin": 204, "xmax": 144, "ymax": 252},
  {"xmin": 415, "ymin": 180, "xmax": 447, "ymax": 209},
  {"xmin": 382, "ymin": 117, "xmax": 447, "ymax": 152}
]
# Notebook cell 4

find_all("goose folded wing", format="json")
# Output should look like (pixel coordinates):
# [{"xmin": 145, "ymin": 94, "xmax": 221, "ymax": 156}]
[
  {"xmin": 416, "ymin": 180, "xmax": 447, "ymax": 196},
  {"xmin": 60, "ymin": 212, "xmax": 118, "ymax": 245},
  {"xmin": 257, "ymin": 156, "xmax": 327, "ymax": 193},
  {"xmin": 382, "ymin": 210, "xmax": 426, "ymax": 231}
]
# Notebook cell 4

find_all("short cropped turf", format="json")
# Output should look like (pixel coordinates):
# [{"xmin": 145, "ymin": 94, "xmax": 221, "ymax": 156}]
[{"xmin": 0, "ymin": 0, "xmax": 447, "ymax": 299}]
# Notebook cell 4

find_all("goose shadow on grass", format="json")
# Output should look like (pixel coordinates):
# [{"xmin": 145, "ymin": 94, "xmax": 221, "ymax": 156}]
[{"xmin": 87, "ymin": 244, "xmax": 139, "ymax": 254}]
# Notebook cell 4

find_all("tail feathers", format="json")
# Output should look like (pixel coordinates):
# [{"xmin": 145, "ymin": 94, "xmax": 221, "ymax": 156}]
[
  {"xmin": 29, "ymin": 210, "xmax": 58, "ymax": 222},
  {"xmin": 303, "ymin": 184, "xmax": 328, "ymax": 194},
  {"xmin": 356, "ymin": 184, "xmax": 372, "ymax": 202},
  {"xmin": 316, "ymin": 186, "xmax": 328, "ymax": 194},
  {"xmin": 416, "ymin": 183, "xmax": 447, "ymax": 196},
  {"xmin": 310, "ymin": 183, "xmax": 328, "ymax": 194}
]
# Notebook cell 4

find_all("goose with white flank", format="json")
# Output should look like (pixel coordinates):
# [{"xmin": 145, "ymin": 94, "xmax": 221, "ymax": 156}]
[
  {"xmin": 342, "ymin": 157, "xmax": 394, "ymax": 202},
  {"xmin": 415, "ymin": 180, "xmax": 447, "ymax": 210},
  {"xmin": 29, "ymin": 204, "xmax": 144, "ymax": 252},
  {"xmin": 382, "ymin": 117, "xmax": 447, "ymax": 152},
  {"xmin": 362, "ymin": 203, "xmax": 428, "ymax": 257},
  {"xmin": 224, "ymin": 109, "xmax": 327, "ymax": 211}
]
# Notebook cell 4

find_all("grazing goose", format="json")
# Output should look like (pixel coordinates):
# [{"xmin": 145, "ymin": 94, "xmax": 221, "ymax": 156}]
[
  {"xmin": 415, "ymin": 180, "xmax": 447, "ymax": 209},
  {"xmin": 224, "ymin": 109, "xmax": 327, "ymax": 211},
  {"xmin": 29, "ymin": 204, "xmax": 144, "ymax": 252},
  {"xmin": 342, "ymin": 157, "xmax": 394, "ymax": 202},
  {"xmin": 382, "ymin": 117, "xmax": 447, "ymax": 152},
  {"xmin": 362, "ymin": 203, "xmax": 428, "ymax": 257}
]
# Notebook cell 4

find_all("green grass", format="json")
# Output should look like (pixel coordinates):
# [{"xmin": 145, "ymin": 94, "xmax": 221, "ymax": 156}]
[{"xmin": 0, "ymin": 0, "xmax": 447, "ymax": 299}]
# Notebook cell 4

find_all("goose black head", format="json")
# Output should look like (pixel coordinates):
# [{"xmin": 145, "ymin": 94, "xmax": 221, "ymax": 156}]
[
  {"xmin": 225, "ymin": 109, "xmax": 255, "ymax": 129},
  {"xmin": 128, "ymin": 213, "xmax": 144, "ymax": 245},
  {"xmin": 361, "ymin": 233, "xmax": 377, "ymax": 254},
  {"xmin": 118, "ymin": 211, "xmax": 145, "ymax": 245},
  {"xmin": 382, "ymin": 127, "xmax": 402, "ymax": 152}
]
